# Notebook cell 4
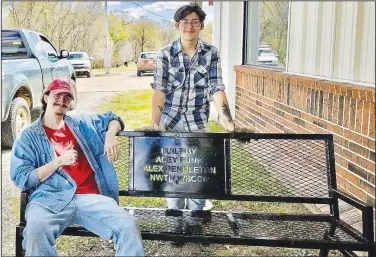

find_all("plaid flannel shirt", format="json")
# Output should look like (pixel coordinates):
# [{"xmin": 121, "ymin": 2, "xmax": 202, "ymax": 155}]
[{"xmin": 152, "ymin": 38, "xmax": 225, "ymax": 132}]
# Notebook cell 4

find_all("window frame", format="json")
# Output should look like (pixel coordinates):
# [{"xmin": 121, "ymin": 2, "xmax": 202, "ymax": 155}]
[
  {"xmin": 242, "ymin": 1, "xmax": 291, "ymax": 72},
  {"xmin": 39, "ymin": 35, "xmax": 59, "ymax": 62},
  {"xmin": 1, "ymin": 30, "xmax": 32, "ymax": 59}
]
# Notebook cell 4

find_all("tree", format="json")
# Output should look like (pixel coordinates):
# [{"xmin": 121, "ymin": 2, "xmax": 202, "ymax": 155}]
[
  {"xmin": 130, "ymin": 17, "xmax": 158, "ymax": 58},
  {"xmin": 200, "ymin": 22, "xmax": 213, "ymax": 44},
  {"xmin": 109, "ymin": 11, "xmax": 131, "ymax": 62},
  {"xmin": 4, "ymin": 1, "xmax": 105, "ymax": 58},
  {"xmin": 157, "ymin": 19, "xmax": 178, "ymax": 47},
  {"xmin": 260, "ymin": 1, "xmax": 289, "ymax": 66}
]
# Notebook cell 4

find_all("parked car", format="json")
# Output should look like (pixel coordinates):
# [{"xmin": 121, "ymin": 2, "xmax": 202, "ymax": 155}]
[
  {"xmin": 1, "ymin": 28, "xmax": 76, "ymax": 148},
  {"xmin": 67, "ymin": 51, "xmax": 93, "ymax": 77},
  {"xmin": 137, "ymin": 51, "xmax": 157, "ymax": 76},
  {"xmin": 258, "ymin": 45, "xmax": 279, "ymax": 66}
]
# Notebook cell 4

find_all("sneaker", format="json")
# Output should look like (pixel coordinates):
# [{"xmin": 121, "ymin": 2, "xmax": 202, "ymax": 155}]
[{"xmin": 203, "ymin": 200, "xmax": 213, "ymax": 211}]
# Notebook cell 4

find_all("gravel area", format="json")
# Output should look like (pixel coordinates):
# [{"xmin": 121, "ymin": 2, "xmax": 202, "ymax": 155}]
[{"xmin": 1, "ymin": 91, "xmax": 342, "ymax": 256}]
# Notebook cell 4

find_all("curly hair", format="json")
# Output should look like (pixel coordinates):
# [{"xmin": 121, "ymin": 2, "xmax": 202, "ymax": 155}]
[{"xmin": 174, "ymin": 3, "xmax": 206, "ymax": 22}]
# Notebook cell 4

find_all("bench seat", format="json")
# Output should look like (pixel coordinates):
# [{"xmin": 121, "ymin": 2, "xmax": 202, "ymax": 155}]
[{"xmin": 59, "ymin": 207, "xmax": 368, "ymax": 252}]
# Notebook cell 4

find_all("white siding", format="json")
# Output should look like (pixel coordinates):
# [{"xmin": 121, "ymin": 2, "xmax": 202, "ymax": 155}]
[
  {"xmin": 211, "ymin": 1, "xmax": 243, "ymax": 120},
  {"xmin": 287, "ymin": 1, "xmax": 375, "ymax": 85}
]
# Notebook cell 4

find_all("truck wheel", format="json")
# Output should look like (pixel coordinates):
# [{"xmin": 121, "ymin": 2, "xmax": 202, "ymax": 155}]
[
  {"xmin": 1, "ymin": 97, "xmax": 31, "ymax": 148},
  {"xmin": 69, "ymin": 79, "xmax": 78, "ymax": 110},
  {"xmin": 87, "ymin": 72, "xmax": 91, "ymax": 78},
  {"xmin": 137, "ymin": 71, "xmax": 142, "ymax": 77}
]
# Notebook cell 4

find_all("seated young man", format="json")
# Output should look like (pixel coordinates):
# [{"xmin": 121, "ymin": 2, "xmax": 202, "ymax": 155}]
[
  {"xmin": 10, "ymin": 79, "xmax": 144, "ymax": 256},
  {"xmin": 151, "ymin": 3, "xmax": 235, "ymax": 211}
]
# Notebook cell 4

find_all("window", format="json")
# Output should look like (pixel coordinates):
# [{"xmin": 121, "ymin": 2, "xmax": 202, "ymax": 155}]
[
  {"xmin": 39, "ymin": 35, "xmax": 58, "ymax": 61},
  {"xmin": 1, "ymin": 30, "xmax": 28, "ymax": 58},
  {"xmin": 243, "ymin": 1, "xmax": 290, "ymax": 69},
  {"xmin": 68, "ymin": 53, "xmax": 89, "ymax": 60},
  {"xmin": 140, "ymin": 53, "xmax": 157, "ymax": 59}
]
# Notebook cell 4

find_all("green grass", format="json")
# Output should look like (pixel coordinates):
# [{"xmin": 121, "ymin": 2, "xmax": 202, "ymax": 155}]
[
  {"xmin": 92, "ymin": 63, "xmax": 137, "ymax": 73},
  {"xmin": 97, "ymin": 89, "xmax": 153, "ymax": 130},
  {"xmin": 97, "ymin": 89, "xmax": 309, "ymax": 214},
  {"xmin": 97, "ymin": 89, "xmax": 226, "ymax": 132},
  {"xmin": 97, "ymin": 89, "xmax": 227, "ymax": 208}
]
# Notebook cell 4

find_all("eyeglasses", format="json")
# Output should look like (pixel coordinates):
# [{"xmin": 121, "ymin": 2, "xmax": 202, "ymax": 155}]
[
  {"xmin": 179, "ymin": 19, "xmax": 202, "ymax": 28},
  {"xmin": 52, "ymin": 93, "xmax": 72, "ymax": 102}
]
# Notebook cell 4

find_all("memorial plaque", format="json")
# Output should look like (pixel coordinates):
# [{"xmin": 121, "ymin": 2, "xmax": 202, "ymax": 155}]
[{"xmin": 131, "ymin": 137, "xmax": 226, "ymax": 197}]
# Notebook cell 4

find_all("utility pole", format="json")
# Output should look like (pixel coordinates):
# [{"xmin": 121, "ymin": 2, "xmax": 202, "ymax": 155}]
[{"xmin": 104, "ymin": 1, "xmax": 110, "ymax": 74}]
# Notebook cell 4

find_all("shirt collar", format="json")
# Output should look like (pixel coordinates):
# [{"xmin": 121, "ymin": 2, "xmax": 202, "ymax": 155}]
[
  {"xmin": 172, "ymin": 38, "xmax": 204, "ymax": 57},
  {"xmin": 35, "ymin": 112, "xmax": 75, "ymax": 135}
]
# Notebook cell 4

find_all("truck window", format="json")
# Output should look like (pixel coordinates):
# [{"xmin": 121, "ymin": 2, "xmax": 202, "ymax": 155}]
[
  {"xmin": 68, "ymin": 53, "xmax": 89, "ymax": 60},
  {"xmin": 1, "ymin": 30, "xmax": 28, "ymax": 58},
  {"xmin": 27, "ymin": 32, "xmax": 45, "ymax": 56},
  {"xmin": 39, "ymin": 35, "xmax": 58, "ymax": 61},
  {"xmin": 140, "ymin": 53, "xmax": 157, "ymax": 59}
]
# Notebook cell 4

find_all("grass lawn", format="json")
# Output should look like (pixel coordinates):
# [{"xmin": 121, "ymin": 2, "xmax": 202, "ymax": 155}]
[
  {"xmin": 96, "ymin": 89, "xmax": 309, "ymax": 214},
  {"xmin": 96, "ymin": 89, "xmax": 226, "ymax": 207},
  {"xmin": 96, "ymin": 89, "xmax": 225, "ymax": 132}
]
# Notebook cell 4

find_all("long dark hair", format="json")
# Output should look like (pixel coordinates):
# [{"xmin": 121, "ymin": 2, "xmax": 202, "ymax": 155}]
[{"xmin": 41, "ymin": 90, "xmax": 50, "ymax": 112}]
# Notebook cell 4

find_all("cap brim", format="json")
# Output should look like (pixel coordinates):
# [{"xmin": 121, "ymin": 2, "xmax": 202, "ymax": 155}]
[{"xmin": 52, "ymin": 89, "xmax": 74, "ymax": 99}]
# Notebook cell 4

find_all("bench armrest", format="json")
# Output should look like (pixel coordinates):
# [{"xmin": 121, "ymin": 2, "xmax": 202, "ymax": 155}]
[
  {"xmin": 19, "ymin": 191, "xmax": 29, "ymax": 225},
  {"xmin": 332, "ymin": 189, "xmax": 374, "ymax": 243}
]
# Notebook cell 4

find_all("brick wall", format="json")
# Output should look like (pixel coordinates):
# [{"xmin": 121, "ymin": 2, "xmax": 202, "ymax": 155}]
[{"xmin": 234, "ymin": 65, "xmax": 375, "ymax": 209}]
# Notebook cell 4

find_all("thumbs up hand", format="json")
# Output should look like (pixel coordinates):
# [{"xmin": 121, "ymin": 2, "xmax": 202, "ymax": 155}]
[{"xmin": 58, "ymin": 141, "xmax": 78, "ymax": 166}]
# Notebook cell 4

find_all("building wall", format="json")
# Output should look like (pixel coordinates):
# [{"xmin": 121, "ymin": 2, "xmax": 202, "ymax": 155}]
[
  {"xmin": 212, "ymin": 2, "xmax": 375, "ymax": 209},
  {"xmin": 234, "ymin": 65, "xmax": 375, "ymax": 208},
  {"xmin": 287, "ymin": 1, "xmax": 375, "ymax": 85},
  {"xmin": 210, "ymin": 1, "xmax": 243, "ymax": 120}
]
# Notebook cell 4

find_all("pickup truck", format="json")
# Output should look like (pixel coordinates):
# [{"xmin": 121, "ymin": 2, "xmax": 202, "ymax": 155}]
[{"xmin": 1, "ymin": 28, "xmax": 77, "ymax": 148}]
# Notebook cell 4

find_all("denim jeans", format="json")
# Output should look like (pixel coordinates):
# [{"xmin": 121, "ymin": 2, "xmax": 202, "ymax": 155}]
[
  {"xmin": 159, "ymin": 119, "xmax": 208, "ymax": 210},
  {"xmin": 23, "ymin": 194, "xmax": 144, "ymax": 256}
]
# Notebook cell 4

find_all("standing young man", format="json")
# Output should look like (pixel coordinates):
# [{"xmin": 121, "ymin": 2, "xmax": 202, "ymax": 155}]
[
  {"xmin": 11, "ymin": 79, "xmax": 144, "ymax": 256},
  {"xmin": 151, "ymin": 3, "xmax": 235, "ymax": 211}
]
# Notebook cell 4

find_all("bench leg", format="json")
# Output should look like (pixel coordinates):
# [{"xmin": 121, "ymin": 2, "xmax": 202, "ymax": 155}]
[
  {"xmin": 340, "ymin": 249, "xmax": 358, "ymax": 257},
  {"xmin": 318, "ymin": 249, "xmax": 329, "ymax": 257},
  {"xmin": 16, "ymin": 226, "xmax": 25, "ymax": 257},
  {"xmin": 369, "ymin": 246, "xmax": 375, "ymax": 257}
]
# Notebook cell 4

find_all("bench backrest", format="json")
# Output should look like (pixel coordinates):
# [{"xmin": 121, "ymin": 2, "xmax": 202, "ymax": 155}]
[{"xmin": 115, "ymin": 132, "xmax": 337, "ymax": 205}]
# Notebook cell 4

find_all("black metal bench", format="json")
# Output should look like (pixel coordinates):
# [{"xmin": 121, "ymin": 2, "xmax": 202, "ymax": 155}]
[{"xmin": 16, "ymin": 132, "xmax": 375, "ymax": 256}]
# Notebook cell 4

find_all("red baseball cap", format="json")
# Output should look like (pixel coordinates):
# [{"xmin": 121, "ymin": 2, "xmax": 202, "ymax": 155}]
[{"xmin": 46, "ymin": 79, "xmax": 74, "ymax": 99}]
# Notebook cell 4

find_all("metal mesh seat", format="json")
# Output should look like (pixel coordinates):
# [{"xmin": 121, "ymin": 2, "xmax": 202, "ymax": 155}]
[{"xmin": 17, "ymin": 132, "xmax": 374, "ymax": 257}]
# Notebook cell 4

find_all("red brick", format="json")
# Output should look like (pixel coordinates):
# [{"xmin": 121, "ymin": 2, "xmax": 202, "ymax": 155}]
[
  {"xmin": 359, "ymin": 90, "xmax": 368, "ymax": 101},
  {"xmin": 332, "ymin": 95, "xmax": 339, "ymax": 124},
  {"xmin": 335, "ymin": 154, "xmax": 348, "ymax": 168},
  {"xmin": 352, "ymin": 88, "xmax": 360, "ymax": 99},
  {"xmin": 326, "ymin": 122, "xmax": 344, "ymax": 136},
  {"xmin": 355, "ymin": 100, "xmax": 363, "ymax": 133},
  {"xmin": 343, "ymin": 96, "xmax": 351, "ymax": 128},
  {"xmin": 362, "ymin": 137, "xmax": 375, "ymax": 151},
  {"xmin": 343, "ymin": 129, "xmax": 362, "ymax": 144},
  {"xmin": 348, "ymin": 98, "xmax": 356, "ymax": 131},
  {"xmin": 368, "ymin": 102, "xmax": 375, "ymax": 138},
  {"xmin": 362, "ymin": 101, "xmax": 371, "ymax": 136},
  {"xmin": 366, "ymin": 91, "xmax": 375, "ymax": 102}
]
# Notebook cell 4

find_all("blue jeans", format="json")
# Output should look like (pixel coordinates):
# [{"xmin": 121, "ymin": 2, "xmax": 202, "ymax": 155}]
[
  {"xmin": 23, "ymin": 194, "xmax": 144, "ymax": 256},
  {"xmin": 166, "ymin": 198, "xmax": 206, "ymax": 210},
  {"xmin": 159, "ymin": 119, "xmax": 208, "ymax": 210}
]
